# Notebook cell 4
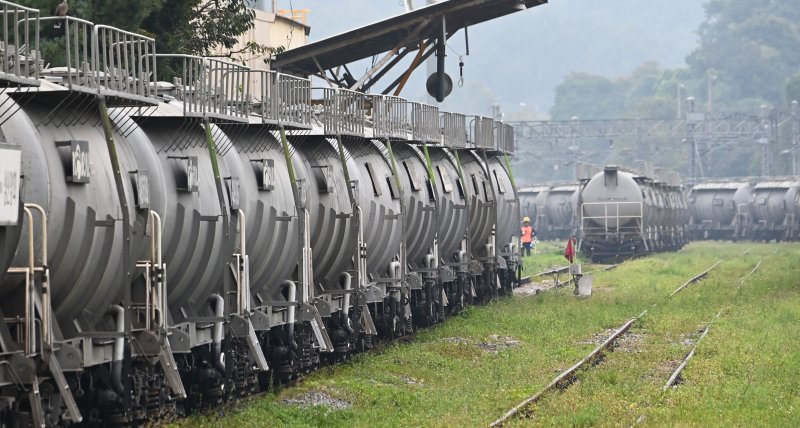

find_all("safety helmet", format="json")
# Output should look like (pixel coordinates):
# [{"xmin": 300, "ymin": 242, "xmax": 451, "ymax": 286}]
[{"xmin": 523, "ymin": 216, "xmax": 530, "ymax": 223}]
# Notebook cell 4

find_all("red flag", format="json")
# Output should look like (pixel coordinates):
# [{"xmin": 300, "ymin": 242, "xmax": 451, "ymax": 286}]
[{"xmin": 564, "ymin": 238, "xmax": 575, "ymax": 263}]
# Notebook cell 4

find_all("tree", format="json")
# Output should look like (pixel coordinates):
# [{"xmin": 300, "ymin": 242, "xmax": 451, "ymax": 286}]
[
  {"xmin": 687, "ymin": 0, "xmax": 800, "ymax": 106},
  {"xmin": 549, "ymin": 73, "xmax": 625, "ymax": 120},
  {"xmin": 21, "ymin": 0, "xmax": 258, "ymax": 56}
]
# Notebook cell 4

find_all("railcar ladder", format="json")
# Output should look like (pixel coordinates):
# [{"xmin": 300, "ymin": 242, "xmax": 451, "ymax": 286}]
[{"xmin": 4, "ymin": 204, "xmax": 82, "ymax": 424}]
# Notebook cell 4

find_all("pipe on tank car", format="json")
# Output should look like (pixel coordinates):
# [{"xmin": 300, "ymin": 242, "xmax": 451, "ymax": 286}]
[
  {"xmin": 109, "ymin": 305, "xmax": 125, "ymax": 395},
  {"xmin": 389, "ymin": 261, "xmax": 402, "ymax": 279},
  {"xmin": 341, "ymin": 273, "xmax": 352, "ymax": 319},
  {"xmin": 455, "ymin": 250, "xmax": 467, "ymax": 272},
  {"xmin": 281, "ymin": 280, "xmax": 299, "ymax": 351},
  {"xmin": 209, "ymin": 294, "xmax": 225, "ymax": 370}
]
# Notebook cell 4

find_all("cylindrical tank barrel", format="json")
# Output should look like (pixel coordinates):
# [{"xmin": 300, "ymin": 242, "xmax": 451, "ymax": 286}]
[
  {"xmin": 486, "ymin": 155, "xmax": 519, "ymax": 249},
  {"xmin": 392, "ymin": 143, "xmax": 437, "ymax": 270},
  {"xmin": 130, "ymin": 109, "xmax": 233, "ymax": 320},
  {"xmin": 428, "ymin": 147, "xmax": 469, "ymax": 264},
  {"xmin": 342, "ymin": 139, "xmax": 403, "ymax": 279},
  {"xmin": 751, "ymin": 181, "xmax": 800, "ymax": 225},
  {"xmin": 215, "ymin": 126, "xmax": 300, "ymax": 304},
  {"xmin": 459, "ymin": 151, "xmax": 494, "ymax": 256},
  {"xmin": 580, "ymin": 169, "xmax": 644, "ymax": 229},
  {"xmin": 290, "ymin": 136, "xmax": 355, "ymax": 292},
  {"xmin": 0, "ymin": 94, "xmax": 142, "ymax": 336}
]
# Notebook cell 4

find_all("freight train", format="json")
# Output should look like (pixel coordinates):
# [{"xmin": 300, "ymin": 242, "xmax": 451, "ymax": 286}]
[
  {"xmin": 577, "ymin": 166, "xmax": 689, "ymax": 262},
  {"xmin": 0, "ymin": 6, "xmax": 520, "ymax": 425},
  {"xmin": 517, "ymin": 183, "xmax": 579, "ymax": 240},
  {"xmin": 688, "ymin": 178, "xmax": 800, "ymax": 241}
]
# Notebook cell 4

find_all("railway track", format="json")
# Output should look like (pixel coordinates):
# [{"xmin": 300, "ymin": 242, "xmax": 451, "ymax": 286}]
[{"xmin": 490, "ymin": 260, "xmax": 723, "ymax": 427}]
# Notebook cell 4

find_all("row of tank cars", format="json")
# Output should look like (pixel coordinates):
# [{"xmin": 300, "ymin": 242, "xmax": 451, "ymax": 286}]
[
  {"xmin": 687, "ymin": 179, "xmax": 800, "ymax": 242},
  {"xmin": 520, "ymin": 166, "xmax": 800, "ymax": 262},
  {"xmin": 0, "ymin": 5, "xmax": 521, "ymax": 425},
  {"xmin": 520, "ymin": 165, "xmax": 689, "ymax": 263}
]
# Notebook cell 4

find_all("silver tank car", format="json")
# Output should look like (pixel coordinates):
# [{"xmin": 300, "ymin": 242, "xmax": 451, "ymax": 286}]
[
  {"xmin": 427, "ymin": 146, "xmax": 470, "ymax": 311},
  {"xmin": 289, "ymin": 136, "xmax": 356, "ymax": 295},
  {"xmin": 486, "ymin": 155, "xmax": 519, "ymax": 261},
  {"xmin": 428, "ymin": 147, "xmax": 469, "ymax": 266},
  {"xmin": 750, "ymin": 180, "xmax": 800, "ymax": 241},
  {"xmin": 541, "ymin": 184, "xmax": 578, "ymax": 240},
  {"xmin": 688, "ymin": 181, "xmax": 754, "ymax": 240},
  {"xmin": 130, "ymin": 109, "xmax": 235, "ymax": 331},
  {"xmin": 0, "ymin": 89, "xmax": 145, "ymax": 339},
  {"xmin": 392, "ymin": 143, "xmax": 437, "ymax": 272},
  {"xmin": 460, "ymin": 151, "xmax": 495, "ymax": 259},
  {"xmin": 342, "ymin": 139, "xmax": 403, "ymax": 291},
  {"xmin": 214, "ymin": 126, "xmax": 301, "ymax": 314},
  {"xmin": 518, "ymin": 185, "xmax": 549, "ymax": 228},
  {"xmin": 579, "ymin": 166, "xmax": 688, "ymax": 262}
]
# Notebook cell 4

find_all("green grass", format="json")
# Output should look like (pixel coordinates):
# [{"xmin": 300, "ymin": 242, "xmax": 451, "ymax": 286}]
[{"xmin": 177, "ymin": 242, "xmax": 800, "ymax": 427}]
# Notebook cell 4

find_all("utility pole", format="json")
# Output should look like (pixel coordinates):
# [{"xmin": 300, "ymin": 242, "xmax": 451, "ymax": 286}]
[
  {"xmin": 571, "ymin": 116, "xmax": 579, "ymax": 180},
  {"xmin": 793, "ymin": 100, "xmax": 799, "ymax": 176},
  {"xmin": 758, "ymin": 105, "xmax": 772, "ymax": 177},
  {"xmin": 707, "ymin": 73, "xmax": 717, "ymax": 113},
  {"xmin": 677, "ymin": 83, "xmax": 684, "ymax": 119},
  {"xmin": 685, "ymin": 97, "xmax": 703, "ymax": 182}
]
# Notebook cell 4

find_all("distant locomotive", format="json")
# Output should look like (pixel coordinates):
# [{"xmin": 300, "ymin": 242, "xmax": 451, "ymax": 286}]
[{"xmin": 578, "ymin": 166, "xmax": 689, "ymax": 262}]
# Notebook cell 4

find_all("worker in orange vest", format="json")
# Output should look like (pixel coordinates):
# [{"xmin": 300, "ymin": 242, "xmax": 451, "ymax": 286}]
[{"xmin": 521, "ymin": 216, "xmax": 535, "ymax": 256}]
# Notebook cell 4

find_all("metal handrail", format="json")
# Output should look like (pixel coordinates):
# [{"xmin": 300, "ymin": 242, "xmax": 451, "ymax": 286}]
[
  {"xmin": 411, "ymin": 102, "xmax": 440, "ymax": 143},
  {"xmin": 91, "ymin": 24, "xmax": 156, "ymax": 99},
  {"xmin": 149, "ymin": 54, "xmax": 250, "ymax": 120},
  {"xmin": 311, "ymin": 87, "xmax": 366, "ymax": 136},
  {"xmin": 1, "ymin": 1, "xmax": 40, "ymax": 84},
  {"xmin": 581, "ymin": 201, "xmax": 644, "ymax": 232},
  {"xmin": 441, "ymin": 111, "xmax": 467, "ymax": 148},
  {"xmin": 372, "ymin": 95, "xmax": 409, "ymax": 140}
]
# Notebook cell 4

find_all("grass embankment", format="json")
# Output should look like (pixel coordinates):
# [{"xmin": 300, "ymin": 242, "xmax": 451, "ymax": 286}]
[{"xmin": 179, "ymin": 242, "xmax": 800, "ymax": 427}]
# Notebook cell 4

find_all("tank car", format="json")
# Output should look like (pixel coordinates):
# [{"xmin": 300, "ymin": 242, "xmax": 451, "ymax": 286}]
[
  {"xmin": 518, "ymin": 185, "xmax": 549, "ymax": 231},
  {"xmin": 390, "ymin": 141, "xmax": 444, "ymax": 325},
  {"xmin": 541, "ymin": 184, "xmax": 579, "ymax": 240},
  {"xmin": 427, "ymin": 145, "xmax": 470, "ymax": 311},
  {"xmin": 749, "ymin": 180, "xmax": 800, "ymax": 241},
  {"xmin": 485, "ymin": 153, "xmax": 520, "ymax": 293},
  {"xmin": 579, "ymin": 166, "xmax": 688, "ymax": 262},
  {"xmin": 687, "ymin": 181, "xmax": 754, "ymax": 240}
]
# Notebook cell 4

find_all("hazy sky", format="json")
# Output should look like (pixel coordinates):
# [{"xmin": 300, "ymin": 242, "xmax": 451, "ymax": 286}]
[{"xmin": 276, "ymin": 0, "xmax": 706, "ymax": 118}]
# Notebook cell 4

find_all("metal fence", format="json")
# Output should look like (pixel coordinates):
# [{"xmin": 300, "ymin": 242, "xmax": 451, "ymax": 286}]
[
  {"xmin": 371, "ymin": 95, "xmax": 408, "ymax": 140},
  {"xmin": 411, "ymin": 102, "xmax": 440, "ymax": 143},
  {"xmin": 312, "ymin": 87, "xmax": 366, "ymax": 136},
  {"xmin": 15, "ymin": 15, "xmax": 158, "ymax": 102},
  {"xmin": 441, "ymin": 111, "xmax": 467, "ymax": 148},
  {"xmin": 92, "ymin": 25, "xmax": 156, "ymax": 101},
  {"xmin": 494, "ymin": 122, "xmax": 515, "ymax": 154},
  {"xmin": 0, "ymin": 0, "xmax": 39, "ymax": 86},
  {"xmin": 249, "ymin": 70, "xmax": 311, "ymax": 128},
  {"xmin": 469, "ymin": 116, "xmax": 494, "ymax": 149},
  {"xmin": 274, "ymin": 72, "xmax": 311, "ymax": 128},
  {"xmin": 154, "ymin": 54, "xmax": 250, "ymax": 121}
]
